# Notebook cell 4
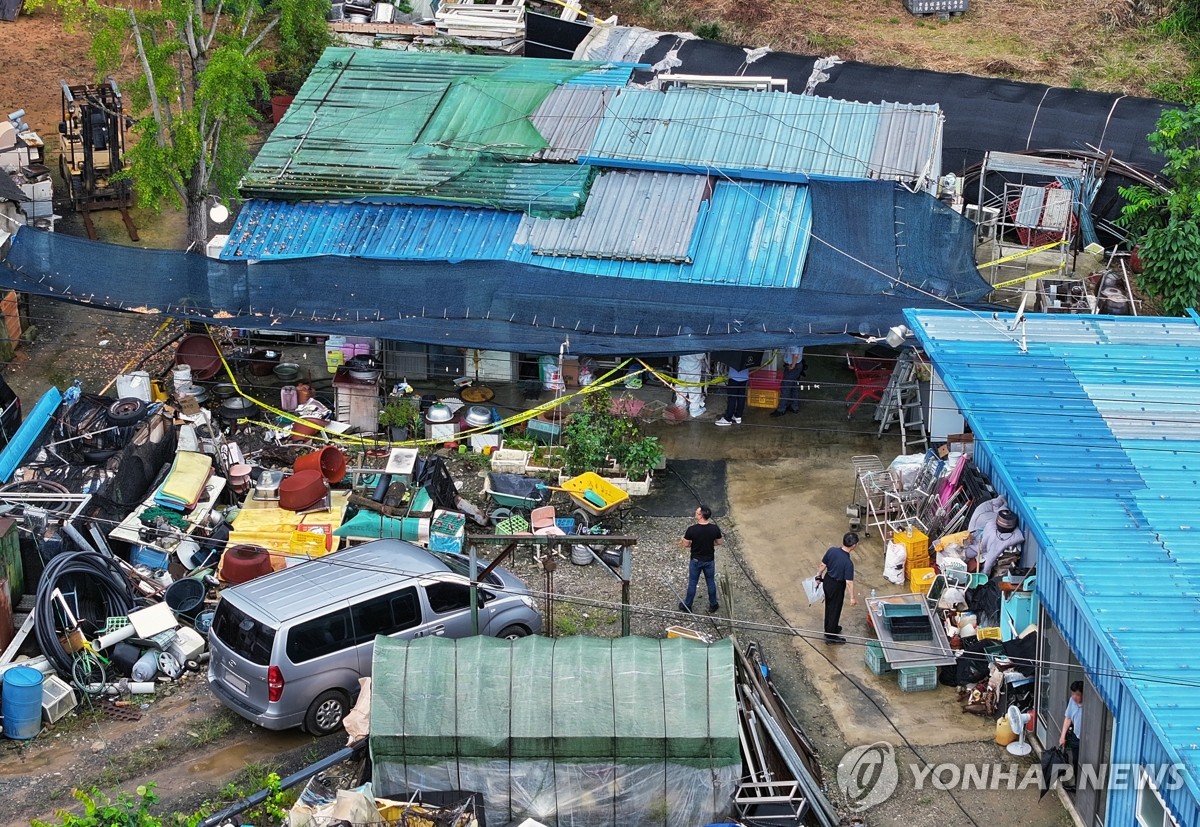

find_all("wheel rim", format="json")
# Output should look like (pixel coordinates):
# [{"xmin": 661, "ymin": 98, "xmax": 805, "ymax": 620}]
[
  {"xmin": 110, "ymin": 399, "xmax": 143, "ymax": 418},
  {"xmin": 314, "ymin": 698, "xmax": 344, "ymax": 731}
]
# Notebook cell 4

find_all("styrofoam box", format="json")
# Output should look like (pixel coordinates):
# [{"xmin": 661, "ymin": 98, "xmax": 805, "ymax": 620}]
[
  {"xmin": 42, "ymin": 675, "xmax": 77, "ymax": 724},
  {"xmin": 168, "ymin": 626, "xmax": 207, "ymax": 665}
]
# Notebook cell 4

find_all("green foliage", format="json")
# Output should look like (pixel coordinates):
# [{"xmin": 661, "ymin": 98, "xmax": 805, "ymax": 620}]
[
  {"xmin": 51, "ymin": 0, "xmax": 330, "ymax": 246},
  {"xmin": 693, "ymin": 21, "xmax": 723, "ymax": 40},
  {"xmin": 33, "ymin": 785, "xmax": 162, "ymax": 827},
  {"xmin": 562, "ymin": 387, "xmax": 662, "ymax": 479},
  {"xmin": 1117, "ymin": 104, "xmax": 1200, "ymax": 315},
  {"xmin": 379, "ymin": 396, "xmax": 420, "ymax": 429}
]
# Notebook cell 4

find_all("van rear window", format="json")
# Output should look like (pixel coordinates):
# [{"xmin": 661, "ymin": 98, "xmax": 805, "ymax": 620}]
[{"xmin": 211, "ymin": 600, "xmax": 276, "ymax": 666}]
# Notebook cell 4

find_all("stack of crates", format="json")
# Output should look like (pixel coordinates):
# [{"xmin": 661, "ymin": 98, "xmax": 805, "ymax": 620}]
[
  {"xmin": 747, "ymin": 369, "xmax": 782, "ymax": 409},
  {"xmin": 896, "ymin": 528, "xmax": 931, "ymax": 582},
  {"xmin": 429, "ymin": 510, "xmax": 467, "ymax": 553},
  {"xmin": 865, "ymin": 640, "xmax": 892, "ymax": 675}
]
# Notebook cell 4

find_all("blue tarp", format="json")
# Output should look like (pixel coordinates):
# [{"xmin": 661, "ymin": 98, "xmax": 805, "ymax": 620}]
[{"xmin": 0, "ymin": 181, "xmax": 991, "ymax": 355}]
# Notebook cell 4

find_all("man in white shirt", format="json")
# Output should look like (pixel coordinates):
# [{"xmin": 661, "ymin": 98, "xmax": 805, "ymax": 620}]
[{"xmin": 1058, "ymin": 680, "xmax": 1084, "ymax": 792}]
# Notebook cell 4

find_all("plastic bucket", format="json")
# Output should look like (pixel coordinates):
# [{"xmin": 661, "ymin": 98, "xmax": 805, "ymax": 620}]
[
  {"xmin": 172, "ymin": 364, "xmax": 193, "ymax": 394},
  {"xmin": 164, "ymin": 577, "xmax": 207, "ymax": 621},
  {"xmin": 280, "ymin": 385, "xmax": 299, "ymax": 412},
  {"xmin": 2, "ymin": 666, "xmax": 44, "ymax": 739},
  {"xmin": 294, "ymin": 445, "xmax": 347, "ymax": 484}
]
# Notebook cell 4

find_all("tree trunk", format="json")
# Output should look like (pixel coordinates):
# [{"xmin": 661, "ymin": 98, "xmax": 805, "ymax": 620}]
[{"xmin": 186, "ymin": 195, "xmax": 209, "ymax": 253}]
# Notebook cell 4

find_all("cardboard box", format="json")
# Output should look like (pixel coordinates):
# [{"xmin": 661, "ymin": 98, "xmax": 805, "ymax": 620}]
[{"xmin": 561, "ymin": 357, "xmax": 581, "ymax": 387}]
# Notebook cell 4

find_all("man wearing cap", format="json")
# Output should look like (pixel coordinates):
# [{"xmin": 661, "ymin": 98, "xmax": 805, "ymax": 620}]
[
  {"xmin": 976, "ymin": 508, "xmax": 1024, "ymax": 576},
  {"xmin": 815, "ymin": 532, "xmax": 858, "ymax": 644}
]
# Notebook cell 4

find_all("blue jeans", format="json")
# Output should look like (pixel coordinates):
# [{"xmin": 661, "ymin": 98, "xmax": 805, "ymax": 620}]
[{"xmin": 685, "ymin": 558, "xmax": 717, "ymax": 610}]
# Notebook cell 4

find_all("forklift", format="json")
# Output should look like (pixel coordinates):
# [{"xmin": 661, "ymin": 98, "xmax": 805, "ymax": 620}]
[{"xmin": 58, "ymin": 79, "xmax": 138, "ymax": 241}]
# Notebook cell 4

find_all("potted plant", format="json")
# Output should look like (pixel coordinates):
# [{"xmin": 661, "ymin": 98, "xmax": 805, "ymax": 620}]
[
  {"xmin": 614, "ymin": 436, "xmax": 663, "ymax": 484},
  {"xmin": 379, "ymin": 396, "xmax": 420, "ymax": 441}
]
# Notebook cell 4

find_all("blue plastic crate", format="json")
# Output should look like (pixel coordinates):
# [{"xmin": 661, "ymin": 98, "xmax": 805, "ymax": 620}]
[
  {"xmin": 131, "ymin": 546, "xmax": 171, "ymax": 570},
  {"xmin": 865, "ymin": 640, "xmax": 892, "ymax": 676},
  {"xmin": 555, "ymin": 517, "xmax": 576, "ymax": 534},
  {"xmin": 898, "ymin": 664, "xmax": 939, "ymax": 692}
]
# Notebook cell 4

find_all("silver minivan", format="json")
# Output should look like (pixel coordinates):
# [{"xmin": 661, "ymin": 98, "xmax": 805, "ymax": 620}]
[{"xmin": 206, "ymin": 539, "xmax": 542, "ymax": 735}]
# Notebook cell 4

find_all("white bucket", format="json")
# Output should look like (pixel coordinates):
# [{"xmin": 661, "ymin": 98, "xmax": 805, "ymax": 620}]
[
  {"xmin": 116, "ymin": 371, "xmax": 152, "ymax": 403},
  {"xmin": 172, "ymin": 364, "xmax": 192, "ymax": 394}
]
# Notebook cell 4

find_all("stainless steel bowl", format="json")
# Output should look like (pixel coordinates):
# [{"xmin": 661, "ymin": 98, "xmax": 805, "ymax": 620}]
[
  {"xmin": 464, "ymin": 405, "xmax": 492, "ymax": 428},
  {"xmin": 425, "ymin": 403, "xmax": 454, "ymax": 423}
]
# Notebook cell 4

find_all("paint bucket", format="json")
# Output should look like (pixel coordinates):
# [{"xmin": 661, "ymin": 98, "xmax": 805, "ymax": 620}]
[
  {"xmin": 172, "ymin": 364, "xmax": 193, "ymax": 395},
  {"xmin": 325, "ymin": 336, "xmax": 346, "ymax": 373},
  {"xmin": 353, "ymin": 341, "xmax": 371, "ymax": 358},
  {"xmin": 116, "ymin": 371, "xmax": 153, "ymax": 403},
  {"xmin": 280, "ymin": 385, "xmax": 299, "ymax": 412},
  {"xmin": 2, "ymin": 666, "xmax": 44, "ymax": 740}
]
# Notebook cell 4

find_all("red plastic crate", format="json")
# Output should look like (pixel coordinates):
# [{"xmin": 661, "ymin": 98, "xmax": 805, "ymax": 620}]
[{"xmin": 749, "ymin": 369, "xmax": 782, "ymax": 390}]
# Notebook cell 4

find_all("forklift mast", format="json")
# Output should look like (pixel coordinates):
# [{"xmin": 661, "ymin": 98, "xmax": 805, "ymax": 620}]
[{"xmin": 58, "ymin": 79, "xmax": 138, "ymax": 241}]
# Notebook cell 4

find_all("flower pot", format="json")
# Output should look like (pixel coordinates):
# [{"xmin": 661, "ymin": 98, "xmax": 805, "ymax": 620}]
[
  {"xmin": 271, "ymin": 95, "xmax": 295, "ymax": 125},
  {"xmin": 389, "ymin": 425, "xmax": 410, "ymax": 442},
  {"xmin": 294, "ymin": 445, "xmax": 347, "ymax": 483}
]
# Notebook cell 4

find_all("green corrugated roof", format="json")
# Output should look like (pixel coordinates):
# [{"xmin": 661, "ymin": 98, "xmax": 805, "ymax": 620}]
[
  {"xmin": 370, "ymin": 635, "xmax": 740, "ymax": 767},
  {"xmin": 241, "ymin": 48, "xmax": 611, "ymax": 214}
]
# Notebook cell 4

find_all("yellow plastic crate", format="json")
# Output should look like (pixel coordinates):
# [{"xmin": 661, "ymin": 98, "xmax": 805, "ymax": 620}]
[
  {"xmin": 978, "ymin": 627, "xmax": 1002, "ymax": 641},
  {"xmin": 910, "ymin": 566, "xmax": 937, "ymax": 593},
  {"xmin": 748, "ymin": 387, "xmax": 780, "ymax": 409},
  {"xmin": 561, "ymin": 472, "xmax": 630, "ymax": 516}
]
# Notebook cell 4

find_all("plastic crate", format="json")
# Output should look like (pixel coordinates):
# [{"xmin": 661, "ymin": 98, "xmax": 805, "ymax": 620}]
[
  {"xmin": 904, "ymin": 0, "xmax": 968, "ymax": 13},
  {"xmin": 495, "ymin": 514, "xmax": 529, "ymax": 535},
  {"xmin": 865, "ymin": 640, "xmax": 892, "ymax": 675},
  {"xmin": 749, "ymin": 369, "xmax": 782, "ymax": 390},
  {"xmin": 489, "ymin": 449, "xmax": 529, "ymax": 475},
  {"xmin": 42, "ymin": 675, "xmax": 77, "ymax": 724},
  {"xmin": 747, "ymin": 388, "xmax": 780, "ymax": 409},
  {"xmin": 897, "ymin": 664, "xmax": 939, "ymax": 692},
  {"xmin": 909, "ymin": 566, "xmax": 937, "ymax": 593},
  {"xmin": 555, "ymin": 517, "xmax": 576, "ymax": 535}
]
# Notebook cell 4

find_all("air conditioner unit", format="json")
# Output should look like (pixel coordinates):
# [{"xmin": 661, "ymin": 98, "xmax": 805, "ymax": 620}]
[
  {"xmin": 964, "ymin": 205, "xmax": 1000, "ymax": 241},
  {"xmin": 205, "ymin": 233, "xmax": 229, "ymax": 259}
]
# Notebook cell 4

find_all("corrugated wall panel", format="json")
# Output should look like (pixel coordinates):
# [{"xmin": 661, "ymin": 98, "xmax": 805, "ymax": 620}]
[
  {"xmin": 532, "ymin": 87, "xmax": 614, "ymax": 161},
  {"xmin": 871, "ymin": 103, "xmax": 942, "ymax": 186}
]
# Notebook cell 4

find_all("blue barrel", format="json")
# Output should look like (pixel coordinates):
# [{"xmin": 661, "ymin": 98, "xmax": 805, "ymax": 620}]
[{"xmin": 2, "ymin": 666, "xmax": 43, "ymax": 740}]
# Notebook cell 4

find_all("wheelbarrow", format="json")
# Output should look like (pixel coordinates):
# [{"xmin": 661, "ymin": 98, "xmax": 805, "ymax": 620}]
[
  {"xmin": 539, "ymin": 472, "xmax": 630, "ymax": 517},
  {"xmin": 483, "ymin": 473, "xmax": 549, "ymax": 527}
]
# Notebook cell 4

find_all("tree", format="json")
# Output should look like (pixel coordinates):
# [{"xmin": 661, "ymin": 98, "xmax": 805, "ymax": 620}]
[
  {"xmin": 1117, "ymin": 104, "xmax": 1200, "ymax": 316},
  {"xmin": 50, "ymin": 0, "xmax": 329, "ymax": 250}
]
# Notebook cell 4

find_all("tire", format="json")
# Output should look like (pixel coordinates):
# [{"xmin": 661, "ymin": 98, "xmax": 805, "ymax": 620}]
[
  {"xmin": 304, "ymin": 689, "xmax": 349, "ymax": 736},
  {"xmin": 497, "ymin": 624, "xmax": 530, "ymax": 640},
  {"xmin": 488, "ymin": 507, "xmax": 514, "ymax": 527},
  {"xmin": 72, "ymin": 654, "xmax": 107, "ymax": 695},
  {"xmin": 107, "ymin": 397, "xmax": 148, "ymax": 426}
]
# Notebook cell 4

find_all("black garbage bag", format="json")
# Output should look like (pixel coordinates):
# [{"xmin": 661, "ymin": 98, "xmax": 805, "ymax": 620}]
[{"xmin": 1040, "ymin": 746, "xmax": 1072, "ymax": 798}]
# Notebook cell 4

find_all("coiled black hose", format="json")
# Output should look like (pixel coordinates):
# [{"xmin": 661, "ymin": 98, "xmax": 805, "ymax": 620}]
[{"xmin": 34, "ymin": 551, "xmax": 135, "ymax": 677}]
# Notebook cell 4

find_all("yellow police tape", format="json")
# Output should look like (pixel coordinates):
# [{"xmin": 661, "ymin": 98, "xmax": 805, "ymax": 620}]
[
  {"xmin": 977, "ymin": 238, "xmax": 1068, "ymax": 270},
  {"xmin": 204, "ymin": 325, "xmax": 641, "ymax": 449},
  {"xmin": 990, "ymin": 265, "xmax": 1067, "ymax": 292}
]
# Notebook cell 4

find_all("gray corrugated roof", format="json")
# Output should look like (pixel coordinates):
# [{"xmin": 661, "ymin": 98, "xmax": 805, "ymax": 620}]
[
  {"xmin": 532, "ymin": 86, "xmax": 614, "ymax": 161},
  {"xmin": 870, "ymin": 103, "xmax": 943, "ymax": 186},
  {"xmin": 514, "ymin": 170, "xmax": 709, "ymax": 261}
]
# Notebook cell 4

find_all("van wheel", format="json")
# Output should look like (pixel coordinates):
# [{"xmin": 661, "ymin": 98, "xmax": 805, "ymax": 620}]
[
  {"xmin": 498, "ymin": 625, "xmax": 529, "ymax": 640},
  {"xmin": 304, "ymin": 690, "xmax": 349, "ymax": 736}
]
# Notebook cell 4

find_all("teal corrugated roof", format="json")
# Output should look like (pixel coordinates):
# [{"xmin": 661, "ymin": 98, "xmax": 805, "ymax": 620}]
[
  {"xmin": 240, "ymin": 49, "xmax": 635, "ymax": 212},
  {"xmin": 905, "ymin": 310, "xmax": 1200, "ymax": 802},
  {"xmin": 583, "ymin": 88, "xmax": 939, "ymax": 182}
]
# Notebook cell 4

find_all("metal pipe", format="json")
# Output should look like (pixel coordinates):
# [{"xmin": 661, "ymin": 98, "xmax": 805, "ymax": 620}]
[{"xmin": 197, "ymin": 743, "xmax": 367, "ymax": 827}]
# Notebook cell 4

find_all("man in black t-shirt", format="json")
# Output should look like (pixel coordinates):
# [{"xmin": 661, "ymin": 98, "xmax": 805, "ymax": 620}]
[
  {"xmin": 680, "ymin": 505, "xmax": 724, "ymax": 614},
  {"xmin": 815, "ymin": 532, "xmax": 858, "ymax": 644}
]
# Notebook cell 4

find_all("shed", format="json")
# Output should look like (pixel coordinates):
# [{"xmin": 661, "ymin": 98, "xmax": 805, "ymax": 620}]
[{"xmin": 370, "ymin": 634, "xmax": 741, "ymax": 827}]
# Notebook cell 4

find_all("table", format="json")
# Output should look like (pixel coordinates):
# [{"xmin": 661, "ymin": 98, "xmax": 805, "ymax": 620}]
[
  {"xmin": 109, "ymin": 475, "xmax": 226, "ymax": 546},
  {"xmin": 866, "ymin": 592, "xmax": 956, "ymax": 669}
]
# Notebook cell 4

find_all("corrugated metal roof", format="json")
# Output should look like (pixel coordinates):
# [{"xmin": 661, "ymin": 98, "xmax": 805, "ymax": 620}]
[
  {"xmin": 905, "ymin": 309, "xmax": 1200, "ymax": 799},
  {"xmin": 871, "ymin": 103, "xmax": 943, "ymax": 185},
  {"xmin": 240, "ymin": 48, "xmax": 632, "ymax": 211},
  {"xmin": 220, "ymin": 200, "xmax": 520, "ymax": 261},
  {"xmin": 220, "ymin": 179, "xmax": 812, "ymax": 288},
  {"xmin": 532, "ymin": 87, "xmax": 614, "ymax": 161},
  {"xmin": 583, "ymin": 88, "xmax": 940, "ymax": 184},
  {"xmin": 514, "ymin": 171, "xmax": 708, "ymax": 261}
]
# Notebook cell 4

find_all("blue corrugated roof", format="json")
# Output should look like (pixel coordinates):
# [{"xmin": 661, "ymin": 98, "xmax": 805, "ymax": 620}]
[
  {"xmin": 905, "ymin": 309, "xmax": 1200, "ymax": 800},
  {"xmin": 220, "ymin": 181, "xmax": 812, "ymax": 288},
  {"xmin": 583, "ymin": 88, "xmax": 937, "ymax": 182}
]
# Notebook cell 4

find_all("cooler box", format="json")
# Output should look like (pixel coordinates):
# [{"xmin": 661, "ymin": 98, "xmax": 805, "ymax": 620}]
[{"xmin": 429, "ymin": 510, "xmax": 466, "ymax": 553}]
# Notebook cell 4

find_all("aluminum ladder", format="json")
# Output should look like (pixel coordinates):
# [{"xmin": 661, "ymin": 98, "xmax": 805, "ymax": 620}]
[{"xmin": 875, "ymin": 351, "xmax": 928, "ymax": 454}]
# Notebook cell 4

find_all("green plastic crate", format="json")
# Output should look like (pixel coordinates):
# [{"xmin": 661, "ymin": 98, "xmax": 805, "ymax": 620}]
[
  {"xmin": 865, "ymin": 640, "xmax": 892, "ymax": 675},
  {"xmin": 897, "ymin": 664, "xmax": 939, "ymax": 692}
]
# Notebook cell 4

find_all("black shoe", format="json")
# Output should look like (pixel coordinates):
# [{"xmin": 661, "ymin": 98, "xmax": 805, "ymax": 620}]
[
  {"xmin": 769, "ymin": 410, "xmax": 786, "ymax": 418},
  {"xmin": 825, "ymin": 635, "xmax": 847, "ymax": 645},
  {"xmin": 678, "ymin": 602, "xmax": 692, "ymax": 613},
  {"xmin": 708, "ymin": 604, "xmax": 720, "ymax": 614},
  {"xmin": 835, "ymin": 625, "xmax": 843, "ymax": 633}
]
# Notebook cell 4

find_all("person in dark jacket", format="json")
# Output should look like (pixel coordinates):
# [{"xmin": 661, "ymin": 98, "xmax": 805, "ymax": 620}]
[{"xmin": 679, "ymin": 505, "xmax": 724, "ymax": 613}]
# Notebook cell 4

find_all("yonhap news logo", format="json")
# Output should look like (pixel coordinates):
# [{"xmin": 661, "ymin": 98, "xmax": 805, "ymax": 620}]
[
  {"xmin": 837, "ymin": 742, "xmax": 899, "ymax": 811},
  {"xmin": 836, "ymin": 744, "xmax": 1186, "ymax": 811}
]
